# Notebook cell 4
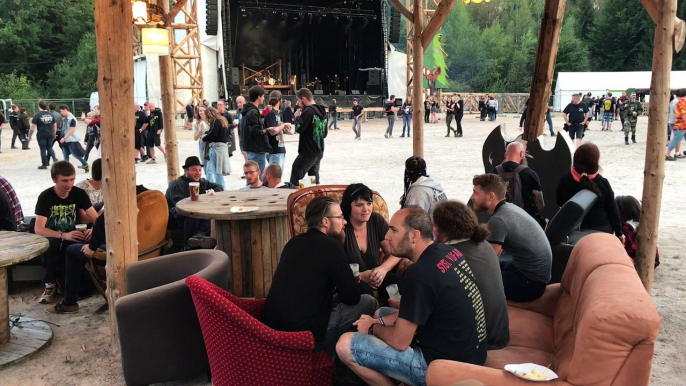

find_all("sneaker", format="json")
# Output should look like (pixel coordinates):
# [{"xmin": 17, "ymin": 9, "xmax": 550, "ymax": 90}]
[
  {"xmin": 666, "ymin": 156, "xmax": 677, "ymax": 161},
  {"xmin": 78, "ymin": 164, "xmax": 87, "ymax": 169},
  {"xmin": 11, "ymin": 146, "xmax": 17, "ymax": 149},
  {"xmin": 52, "ymin": 156, "xmax": 58, "ymax": 162},
  {"xmin": 45, "ymin": 302, "xmax": 79, "ymax": 314},
  {"xmin": 147, "ymin": 158, "xmax": 157, "ymax": 164},
  {"xmin": 187, "ymin": 234, "xmax": 217, "ymax": 249},
  {"xmin": 400, "ymin": 135, "xmax": 405, "ymax": 138},
  {"xmin": 84, "ymin": 165, "xmax": 89, "ymax": 173},
  {"xmin": 38, "ymin": 165, "xmax": 48, "ymax": 169},
  {"xmin": 141, "ymin": 155, "xmax": 149, "ymax": 162},
  {"xmin": 39, "ymin": 284, "xmax": 57, "ymax": 304},
  {"xmin": 677, "ymin": 154, "xmax": 686, "ymax": 159},
  {"xmin": 384, "ymin": 133, "xmax": 389, "ymax": 138}
]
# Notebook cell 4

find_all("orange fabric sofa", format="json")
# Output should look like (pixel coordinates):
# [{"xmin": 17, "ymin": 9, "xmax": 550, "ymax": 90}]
[{"xmin": 426, "ymin": 233, "xmax": 660, "ymax": 386}]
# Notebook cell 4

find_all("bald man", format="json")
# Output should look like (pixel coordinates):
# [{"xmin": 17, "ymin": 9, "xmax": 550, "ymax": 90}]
[
  {"xmin": 235, "ymin": 95, "xmax": 248, "ymax": 164},
  {"xmin": 489, "ymin": 142, "xmax": 543, "ymax": 217},
  {"xmin": 263, "ymin": 164, "xmax": 296, "ymax": 189}
]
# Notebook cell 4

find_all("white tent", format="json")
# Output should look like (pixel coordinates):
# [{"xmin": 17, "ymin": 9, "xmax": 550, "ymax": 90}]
[
  {"xmin": 387, "ymin": 44, "xmax": 407, "ymax": 100},
  {"xmin": 554, "ymin": 71, "xmax": 686, "ymax": 111}
]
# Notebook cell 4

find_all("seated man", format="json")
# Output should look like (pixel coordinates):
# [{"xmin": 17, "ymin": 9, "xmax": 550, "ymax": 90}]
[
  {"xmin": 336, "ymin": 208, "xmax": 487, "ymax": 386},
  {"xmin": 471, "ymin": 174, "xmax": 552, "ymax": 302},
  {"xmin": 433, "ymin": 200, "xmax": 509, "ymax": 349},
  {"xmin": 0, "ymin": 174, "xmax": 25, "ymax": 230},
  {"xmin": 262, "ymin": 163, "xmax": 296, "ymax": 189},
  {"xmin": 166, "ymin": 156, "xmax": 224, "ymax": 249},
  {"xmin": 489, "ymin": 142, "xmax": 543, "ymax": 218},
  {"xmin": 0, "ymin": 188, "xmax": 15, "ymax": 231},
  {"xmin": 262, "ymin": 196, "xmax": 378, "ymax": 358},
  {"xmin": 239, "ymin": 160, "xmax": 267, "ymax": 190},
  {"xmin": 34, "ymin": 161, "xmax": 98, "ymax": 304}
]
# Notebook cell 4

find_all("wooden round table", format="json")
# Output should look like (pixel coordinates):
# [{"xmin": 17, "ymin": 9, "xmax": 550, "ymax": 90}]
[
  {"xmin": 176, "ymin": 189, "xmax": 292, "ymax": 298},
  {"xmin": 0, "ymin": 231, "xmax": 52, "ymax": 369}
]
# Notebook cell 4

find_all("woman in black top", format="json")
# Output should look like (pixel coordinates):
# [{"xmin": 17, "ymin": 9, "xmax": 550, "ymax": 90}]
[
  {"xmin": 265, "ymin": 90, "xmax": 287, "ymax": 171},
  {"xmin": 556, "ymin": 143, "xmax": 623, "ymax": 240},
  {"xmin": 341, "ymin": 183, "xmax": 402, "ymax": 300},
  {"xmin": 202, "ymin": 107, "xmax": 230, "ymax": 188},
  {"xmin": 445, "ymin": 96, "xmax": 456, "ymax": 137},
  {"xmin": 282, "ymin": 100, "xmax": 294, "ymax": 124},
  {"xmin": 454, "ymin": 94, "xmax": 464, "ymax": 137},
  {"xmin": 424, "ymin": 99, "xmax": 431, "ymax": 123}
]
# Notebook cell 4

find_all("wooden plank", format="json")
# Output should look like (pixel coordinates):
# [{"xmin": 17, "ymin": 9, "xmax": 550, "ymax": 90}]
[
  {"xmin": 251, "ymin": 220, "xmax": 264, "ymax": 299},
  {"xmin": 166, "ymin": 0, "xmax": 188, "ymax": 23},
  {"xmin": 274, "ymin": 216, "xmax": 285, "ymax": 265},
  {"xmin": 636, "ymin": 0, "xmax": 676, "ymax": 293},
  {"xmin": 216, "ymin": 220, "xmax": 233, "ymax": 291},
  {"xmin": 159, "ymin": 0, "xmax": 180, "ymax": 184},
  {"xmin": 261, "ymin": 218, "xmax": 273, "ymax": 296},
  {"xmin": 175, "ymin": 189, "xmax": 290, "ymax": 221},
  {"xmin": 388, "ymin": 0, "xmax": 414, "ymax": 23},
  {"xmin": 239, "ymin": 220, "xmax": 253, "ymax": 297},
  {"xmin": 0, "ymin": 342, "xmax": 35, "ymax": 356},
  {"xmin": 269, "ymin": 218, "xmax": 278, "ymax": 278},
  {"xmin": 0, "ymin": 268, "xmax": 8, "ymax": 344},
  {"xmin": 420, "ymin": 0, "xmax": 457, "ymax": 53},
  {"xmin": 230, "ymin": 221, "xmax": 242, "ymax": 295},
  {"xmin": 412, "ymin": 0, "xmax": 425, "ymax": 157},
  {"xmin": 523, "ymin": 0, "xmax": 566, "ymax": 142}
]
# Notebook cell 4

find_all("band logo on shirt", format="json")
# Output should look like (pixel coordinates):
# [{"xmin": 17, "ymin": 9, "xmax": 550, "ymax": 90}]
[
  {"xmin": 436, "ymin": 248, "xmax": 464, "ymax": 273},
  {"xmin": 48, "ymin": 204, "xmax": 77, "ymax": 232}
]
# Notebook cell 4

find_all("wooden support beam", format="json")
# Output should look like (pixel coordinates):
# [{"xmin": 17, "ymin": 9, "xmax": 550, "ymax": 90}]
[
  {"xmin": 94, "ymin": 0, "xmax": 138, "ymax": 353},
  {"xmin": 412, "ymin": 0, "xmax": 425, "ymax": 157},
  {"xmin": 160, "ymin": 0, "xmax": 180, "ymax": 183},
  {"xmin": 420, "ymin": 0, "xmax": 457, "ymax": 52},
  {"xmin": 388, "ymin": 0, "xmax": 414, "ymax": 24},
  {"xmin": 640, "ymin": 0, "xmax": 685, "ymax": 52},
  {"xmin": 637, "ymin": 0, "xmax": 677, "ymax": 293},
  {"xmin": 166, "ymin": 0, "xmax": 188, "ymax": 24},
  {"xmin": 523, "ymin": 0, "xmax": 566, "ymax": 142}
]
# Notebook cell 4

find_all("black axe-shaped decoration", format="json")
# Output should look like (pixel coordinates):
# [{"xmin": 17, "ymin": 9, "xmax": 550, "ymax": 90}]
[{"xmin": 481, "ymin": 124, "xmax": 573, "ymax": 221}]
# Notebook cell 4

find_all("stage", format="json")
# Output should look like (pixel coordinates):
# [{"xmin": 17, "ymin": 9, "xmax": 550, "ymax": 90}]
[{"xmin": 223, "ymin": 0, "xmax": 388, "ymax": 104}]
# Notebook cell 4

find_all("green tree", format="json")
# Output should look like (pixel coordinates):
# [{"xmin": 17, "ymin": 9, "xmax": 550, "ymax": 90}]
[
  {"xmin": 574, "ymin": 0, "xmax": 597, "ymax": 38},
  {"xmin": 0, "ymin": 72, "xmax": 41, "ymax": 99},
  {"xmin": 45, "ymin": 32, "xmax": 97, "ymax": 98}
]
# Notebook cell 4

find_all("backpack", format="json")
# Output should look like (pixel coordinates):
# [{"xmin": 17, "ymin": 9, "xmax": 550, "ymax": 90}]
[
  {"xmin": 495, "ymin": 164, "xmax": 528, "ymax": 208},
  {"xmin": 604, "ymin": 99, "xmax": 612, "ymax": 111}
]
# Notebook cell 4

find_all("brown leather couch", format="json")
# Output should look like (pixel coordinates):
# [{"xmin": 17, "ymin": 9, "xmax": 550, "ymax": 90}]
[{"xmin": 426, "ymin": 233, "xmax": 660, "ymax": 386}]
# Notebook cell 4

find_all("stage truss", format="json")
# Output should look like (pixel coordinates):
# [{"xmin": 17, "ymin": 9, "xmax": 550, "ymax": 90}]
[
  {"xmin": 405, "ymin": 0, "xmax": 440, "ymax": 98},
  {"xmin": 171, "ymin": 0, "xmax": 204, "ymax": 112}
]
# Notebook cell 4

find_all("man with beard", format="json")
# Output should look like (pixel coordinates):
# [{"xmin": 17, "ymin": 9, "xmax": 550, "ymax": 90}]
[
  {"xmin": 262, "ymin": 196, "xmax": 378, "ymax": 358},
  {"xmin": 289, "ymin": 88, "xmax": 328, "ymax": 185},
  {"xmin": 471, "ymin": 174, "xmax": 551, "ymax": 302},
  {"xmin": 336, "ymin": 208, "xmax": 487, "ymax": 386}
]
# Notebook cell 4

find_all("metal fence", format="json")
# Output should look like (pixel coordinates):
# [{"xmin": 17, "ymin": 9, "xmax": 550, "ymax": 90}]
[{"xmin": 10, "ymin": 99, "xmax": 91, "ymax": 117}]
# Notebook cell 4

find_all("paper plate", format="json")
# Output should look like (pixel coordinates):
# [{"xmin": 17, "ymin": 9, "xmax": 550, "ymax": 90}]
[
  {"xmin": 230, "ymin": 206, "xmax": 259, "ymax": 213},
  {"xmin": 504, "ymin": 363, "xmax": 558, "ymax": 382}
]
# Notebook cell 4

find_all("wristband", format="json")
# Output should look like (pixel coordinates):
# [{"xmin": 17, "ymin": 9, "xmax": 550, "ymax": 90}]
[
  {"xmin": 378, "ymin": 317, "xmax": 385, "ymax": 326},
  {"xmin": 368, "ymin": 324, "xmax": 375, "ymax": 335}
]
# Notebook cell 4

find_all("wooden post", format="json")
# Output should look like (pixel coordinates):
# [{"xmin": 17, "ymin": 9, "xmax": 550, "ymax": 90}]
[
  {"xmin": 636, "ymin": 0, "xmax": 677, "ymax": 293},
  {"xmin": 412, "ymin": 0, "xmax": 425, "ymax": 157},
  {"xmin": 523, "ymin": 0, "xmax": 565, "ymax": 142},
  {"xmin": 420, "ymin": 0, "xmax": 457, "ymax": 52},
  {"xmin": 160, "ymin": 0, "xmax": 180, "ymax": 184},
  {"xmin": 94, "ymin": 0, "xmax": 139, "ymax": 353},
  {"xmin": 640, "ymin": 0, "xmax": 685, "ymax": 52}
]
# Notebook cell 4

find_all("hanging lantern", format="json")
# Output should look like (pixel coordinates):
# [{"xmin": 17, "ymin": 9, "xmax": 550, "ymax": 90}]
[
  {"xmin": 132, "ymin": 0, "xmax": 148, "ymax": 25},
  {"xmin": 462, "ymin": 0, "xmax": 471, "ymax": 3},
  {"xmin": 142, "ymin": 27, "xmax": 170, "ymax": 55},
  {"xmin": 473, "ymin": 0, "xmax": 483, "ymax": 3},
  {"xmin": 485, "ymin": 0, "xmax": 491, "ymax": 2}
]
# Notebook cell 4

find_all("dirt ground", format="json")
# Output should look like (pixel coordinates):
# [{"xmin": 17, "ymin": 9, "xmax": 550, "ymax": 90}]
[{"xmin": 0, "ymin": 112, "xmax": 683, "ymax": 385}]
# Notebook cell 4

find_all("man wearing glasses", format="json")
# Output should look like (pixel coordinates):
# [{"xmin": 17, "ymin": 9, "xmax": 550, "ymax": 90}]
[
  {"xmin": 262, "ymin": 196, "xmax": 378, "ymax": 358},
  {"xmin": 239, "ymin": 161, "xmax": 266, "ymax": 190}
]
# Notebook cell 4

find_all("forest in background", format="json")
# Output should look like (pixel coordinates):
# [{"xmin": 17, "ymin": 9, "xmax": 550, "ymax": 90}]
[{"xmin": 0, "ymin": 0, "xmax": 685, "ymax": 99}]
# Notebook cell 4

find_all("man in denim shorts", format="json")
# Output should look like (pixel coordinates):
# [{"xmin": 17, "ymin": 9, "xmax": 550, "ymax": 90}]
[
  {"xmin": 601, "ymin": 92, "xmax": 616, "ymax": 132},
  {"xmin": 336, "ymin": 208, "xmax": 487, "ymax": 386}
]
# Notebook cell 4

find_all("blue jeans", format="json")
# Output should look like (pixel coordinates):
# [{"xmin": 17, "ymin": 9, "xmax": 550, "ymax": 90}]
[
  {"xmin": 246, "ymin": 152, "xmax": 267, "ymax": 181},
  {"xmin": 501, "ymin": 261, "xmax": 546, "ymax": 302},
  {"xmin": 668, "ymin": 123, "xmax": 674, "ymax": 139},
  {"xmin": 349, "ymin": 319, "xmax": 428, "ymax": 386},
  {"xmin": 402, "ymin": 115, "xmax": 412, "ymax": 136},
  {"xmin": 385, "ymin": 116, "xmax": 395, "ymax": 136},
  {"xmin": 63, "ymin": 141, "xmax": 88, "ymax": 166},
  {"xmin": 171, "ymin": 208, "xmax": 211, "ymax": 248},
  {"xmin": 546, "ymin": 112, "xmax": 554, "ymax": 135},
  {"xmin": 37, "ymin": 134, "xmax": 54, "ymax": 166},
  {"xmin": 268, "ymin": 152, "xmax": 285, "ymax": 171},
  {"xmin": 206, "ymin": 147, "xmax": 226, "ymax": 189},
  {"xmin": 488, "ymin": 111, "xmax": 496, "ymax": 121},
  {"xmin": 198, "ymin": 141, "xmax": 205, "ymax": 166},
  {"xmin": 667, "ymin": 129, "xmax": 685, "ymax": 152},
  {"xmin": 328, "ymin": 115, "xmax": 337, "ymax": 130},
  {"xmin": 63, "ymin": 243, "xmax": 105, "ymax": 306}
]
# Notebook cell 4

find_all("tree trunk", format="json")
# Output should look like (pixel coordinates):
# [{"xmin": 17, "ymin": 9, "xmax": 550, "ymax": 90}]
[
  {"xmin": 412, "ymin": 0, "xmax": 424, "ymax": 158},
  {"xmin": 159, "ymin": 0, "xmax": 180, "ymax": 183}
]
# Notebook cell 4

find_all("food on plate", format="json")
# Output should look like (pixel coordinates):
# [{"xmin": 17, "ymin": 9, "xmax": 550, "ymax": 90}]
[{"xmin": 515, "ymin": 369, "xmax": 548, "ymax": 380}]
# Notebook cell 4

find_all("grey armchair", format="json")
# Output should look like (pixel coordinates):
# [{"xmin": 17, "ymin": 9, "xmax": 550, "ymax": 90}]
[{"xmin": 115, "ymin": 249, "xmax": 230, "ymax": 386}]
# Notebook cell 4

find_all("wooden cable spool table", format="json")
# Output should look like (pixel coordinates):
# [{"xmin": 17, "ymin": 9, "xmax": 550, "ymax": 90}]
[
  {"xmin": 0, "ymin": 231, "xmax": 52, "ymax": 369},
  {"xmin": 176, "ymin": 189, "xmax": 292, "ymax": 298}
]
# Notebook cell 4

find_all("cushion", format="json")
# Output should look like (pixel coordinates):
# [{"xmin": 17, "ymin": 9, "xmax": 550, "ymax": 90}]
[
  {"xmin": 485, "ymin": 346, "xmax": 553, "ymax": 370},
  {"xmin": 507, "ymin": 307, "xmax": 554, "ymax": 353}
]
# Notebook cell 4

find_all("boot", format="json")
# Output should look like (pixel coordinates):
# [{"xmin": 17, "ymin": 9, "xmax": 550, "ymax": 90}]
[
  {"xmin": 625, "ymin": 137, "xmax": 629, "ymax": 145},
  {"xmin": 632, "ymin": 134, "xmax": 636, "ymax": 144},
  {"xmin": 445, "ymin": 129, "xmax": 451, "ymax": 137}
]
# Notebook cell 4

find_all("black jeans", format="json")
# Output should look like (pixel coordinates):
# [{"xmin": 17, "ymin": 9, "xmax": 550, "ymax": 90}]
[
  {"xmin": 455, "ymin": 114, "xmax": 463, "ymax": 135},
  {"xmin": 290, "ymin": 153, "xmax": 324, "ymax": 185},
  {"xmin": 501, "ymin": 261, "xmax": 547, "ymax": 302},
  {"xmin": 43, "ymin": 238, "xmax": 75, "ymax": 286},
  {"xmin": 63, "ymin": 243, "xmax": 105, "ymax": 305},
  {"xmin": 170, "ymin": 208, "xmax": 211, "ymax": 247},
  {"xmin": 424, "ymin": 109, "xmax": 430, "ymax": 123},
  {"xmin": 12, "ymin": 127, "xmax": 28, "ymax": 148},
  {"xmin": 84, "ymin": 135, "xmax": 99, "ymax": 161},
  {"xmin": 37, "ymin": 134, "xmax": 53, "ymax": 166}
]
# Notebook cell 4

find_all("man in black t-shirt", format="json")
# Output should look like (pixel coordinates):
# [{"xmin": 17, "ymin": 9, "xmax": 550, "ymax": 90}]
[
  {"xmin": 489, "ymin": 142, "xmax": 543, "ymax": 218},
  {"xmin": 31, "ymin": 101, "xmax": 57, "ymax": 169},
  {"xmin": 351, "ymin": 98, "xmax": 364, "ymax": 140},
  {"xmin": 145, "ymin": 102, "xmax": 167, "ymax": 164},
  {"xmin": 328, "ymin": 99, "xmax": 338, "ymax": 130},
  {"xmin": 134, "ymin": 103, "xmax": 149, "ymax": 163},
  {"xmin": 337, "ymin": 208, "xmax": 487, "ymax": 386},
  {"xmin": 290, "ymin": 88, "xmax": 328, "ymax": 185},
  {"xmin": 34, "ymin": 161, "xmax": 97, "ymax": 304},
  {"xmin": 563, "ymin": 93, "xmax": 588, "ymax": 147},
  {"xmin": 384, "ymin": 95, "xmax": 396, "ymax": 138}
]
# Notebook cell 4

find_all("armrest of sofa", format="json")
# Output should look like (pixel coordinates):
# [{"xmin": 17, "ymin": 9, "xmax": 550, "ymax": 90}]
[
  {"xmin": 426, "ymin": 360, "xmax": 573, "ymax": 386},
  {"xmin": 507, "ymin": 283, "xmax": 563, "ymax": 318}
]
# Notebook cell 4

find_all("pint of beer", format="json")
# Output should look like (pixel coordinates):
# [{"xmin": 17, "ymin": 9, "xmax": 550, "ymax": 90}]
[{"xmin": 189, "ymin": 182, "xmax": 200, "ymax": 201}]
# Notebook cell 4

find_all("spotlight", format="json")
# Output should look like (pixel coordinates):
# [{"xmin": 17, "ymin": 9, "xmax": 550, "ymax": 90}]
[
  {"xmin": 240, "ymin": 8, "xmax": 248, "ymax": 17},
  {"xmin": 282, "ymin": 12, "xmax": 287, "ymax": 21},
  {"xmin": 308, "ymin": 13, "xmax": 313, "ymax": 24},
  {"xmin": 262, "ymin": 12, "xmax": 267, "ymax": 21},
  {"xmin": 334, "ymin": 16, "xmax": 339, "ymax": 23},
  {"xmin": 361, "ymin": 17, "xmax": 369, "ymax": 27}
]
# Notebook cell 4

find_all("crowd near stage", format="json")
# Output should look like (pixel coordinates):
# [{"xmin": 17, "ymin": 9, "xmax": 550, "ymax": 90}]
[{"xmin": 224, "ymin": 0, "xmax": 388, "ymax": 108}]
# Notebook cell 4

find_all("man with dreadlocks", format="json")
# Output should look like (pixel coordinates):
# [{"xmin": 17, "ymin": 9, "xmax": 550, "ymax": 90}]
[{"xmin": 399, "ymin": 156, "xmax": 447, "ymax": 215}]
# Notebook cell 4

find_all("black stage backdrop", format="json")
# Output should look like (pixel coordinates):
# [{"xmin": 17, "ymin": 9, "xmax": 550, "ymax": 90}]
[{"xmin": 228, "ymin": 0, "xmax": 386, "ymax": 94}]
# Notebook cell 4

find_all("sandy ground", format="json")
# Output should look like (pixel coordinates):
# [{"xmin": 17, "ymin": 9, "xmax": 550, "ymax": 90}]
[{"xmin": 0, "ymin": 112, "xmax": 683, "ymax": 385}]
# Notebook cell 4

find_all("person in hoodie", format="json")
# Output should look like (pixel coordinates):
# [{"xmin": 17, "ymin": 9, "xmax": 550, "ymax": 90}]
[
  {"xmin": 399, "ymin": 156, "xmax": 447, "ymax": 215},
  {"xmin": 9, "ymin": 104, "xmax": 27, "ymax": 149},
  {"xmin": 241, "ymin": 86, "xmax": 272, "ymax": 180},
  {"xmin": 289, "ymin": 88, "xmax": 328, "ymax": 186}
]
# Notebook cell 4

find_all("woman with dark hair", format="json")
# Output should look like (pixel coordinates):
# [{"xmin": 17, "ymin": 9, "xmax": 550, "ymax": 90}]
[
  {"xmin": 400, "ymin": 96, "xmax": 412, "ymax": 138},
  {"xmin": 445, "ymin": 95, "xmax": 456, "ymax": 137},
  {"xmin": 203, "ymin": 106, "xmax": 230, "ymax": 188},
  {"xmin": 615, "ymin": 195, "xmax": 660, "ymax": 268},
  {"xmin": 193, "ymin": 106, "xmax": 208, "ymax": 165},
  {"xmin": 400, "ymin": 156, "xmax": 447, "ymax": 215},
  {"xmin": 341, "ymin": 183, "xmax": 402, "ymax": 300},
  {"xmin": 265, "ymin": 90, "xmax": 288, "ymax": 170},
  {"xmin": 556, "ymin": 143, "xmax": 622, "ymax": 240},
  {"xmin": 76, "ymin": 159, "xmax": 103, "ymax": 211}
]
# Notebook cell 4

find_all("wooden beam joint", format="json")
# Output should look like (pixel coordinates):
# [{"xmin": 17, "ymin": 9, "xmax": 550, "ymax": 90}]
[{"xmin": 388, "ymin": 0, "xmax": 414, "ymax": 24}]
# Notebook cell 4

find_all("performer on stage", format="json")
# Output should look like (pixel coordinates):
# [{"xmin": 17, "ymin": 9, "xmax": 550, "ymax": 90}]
[
  {"xmin": 333, "ymin": 74, "xmax": 340, "ymax": 91},
  {"xmin": 314, "ymin": 77, "xmax": 322, "ymax": 90},
  {"xmin": 254, "ymin": 71, "xmax": 264, "ymax": 86}
]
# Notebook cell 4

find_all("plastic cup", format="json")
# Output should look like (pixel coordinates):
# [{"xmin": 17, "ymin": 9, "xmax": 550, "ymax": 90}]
[
  {"xmin": 386, "ymin": 284, "xmax": 401, "ymax": 300},
  {"xmin": 349, "ymin": 264, "xmax": 360, "ymax": 277},
  {"xmin": 189, "ymin": 182, "xmax": 200, "ymax": 201},
  {"xmin": 75, "ymin": 224, "xmax": 87, "ymax": 234}
]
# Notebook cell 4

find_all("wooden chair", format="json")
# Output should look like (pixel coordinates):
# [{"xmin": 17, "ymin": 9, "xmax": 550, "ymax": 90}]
[
  {"xmin": 286, "ymin": 185, "xmax": 412, "ymax": 275},
  {"xmin": 87, "ymin": 190, "xmax": 172, "ymax": 312}
]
